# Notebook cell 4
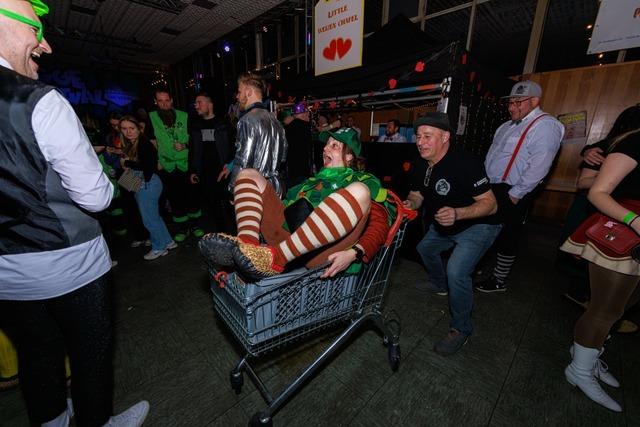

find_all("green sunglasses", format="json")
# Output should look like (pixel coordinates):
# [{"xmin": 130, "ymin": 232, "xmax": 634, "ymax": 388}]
[{"xmin": 0, "ymin": 0, "xmax": 49, "ymax": 42}]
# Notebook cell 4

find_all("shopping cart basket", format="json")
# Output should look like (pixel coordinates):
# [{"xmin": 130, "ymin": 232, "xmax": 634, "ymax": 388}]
[{"xmin": 209, "ymin": 191, "xmax": 417, "ymax": 426}]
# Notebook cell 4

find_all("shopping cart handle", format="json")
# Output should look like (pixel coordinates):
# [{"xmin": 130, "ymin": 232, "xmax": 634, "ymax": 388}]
[{"xmin": 384, "ymin": 190, "xmax": 419, "ymax": 247}]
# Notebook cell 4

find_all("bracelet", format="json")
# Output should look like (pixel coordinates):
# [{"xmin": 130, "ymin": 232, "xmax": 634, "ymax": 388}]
[
  {"xmin": 629, "ymin": 215, "xmax": 639, "ymax": 227},
  {"xmin": 623, "ymin": 211, "xmax": 638, "ymax": 225}
]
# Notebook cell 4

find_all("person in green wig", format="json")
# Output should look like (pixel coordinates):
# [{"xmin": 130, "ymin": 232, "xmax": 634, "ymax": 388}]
[
  {"xmin": 200, "ymin": 127, "xmax": 395, "ymax": 281},
  {"xmin": 0, "ymin": 1, "xmax": 148, "ymax": 426}
]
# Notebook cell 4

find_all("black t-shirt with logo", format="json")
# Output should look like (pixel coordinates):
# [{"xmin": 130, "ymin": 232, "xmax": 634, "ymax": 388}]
[{"xmin": 410, "ymin": 145, "xmax": 492, "ymax": 235}]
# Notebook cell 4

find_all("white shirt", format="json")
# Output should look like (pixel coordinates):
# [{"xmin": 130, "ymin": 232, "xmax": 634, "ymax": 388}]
[
  {"xmin": 379, "ymin": 132, "xmax": 407, "ymax": 143},
  {"xmin": 484, "ymin": 107, "xmax": 564, "ymax": 200},
  {"xmin": 0, "ymin": 57, "xmax": 113, "ymax": 300}
]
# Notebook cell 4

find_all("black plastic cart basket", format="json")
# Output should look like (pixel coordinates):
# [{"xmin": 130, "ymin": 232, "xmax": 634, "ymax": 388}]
[{"xmin": 209, "ymin": 191, "xmax": 417, "ymax": 426}]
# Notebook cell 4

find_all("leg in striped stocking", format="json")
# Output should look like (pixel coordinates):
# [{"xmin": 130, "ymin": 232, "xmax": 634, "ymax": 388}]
[
  {"xmin": 233, "ymin": 182, "xmax": 371, "ymax": 281},
  {"xmin": 199, "ymin": 169, "xmax": 268, "ymax": 267}
]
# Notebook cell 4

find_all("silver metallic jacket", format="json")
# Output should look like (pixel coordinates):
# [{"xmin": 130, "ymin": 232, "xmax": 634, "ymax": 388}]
[{"xmin": 230, "ymin": 105, "xmax": 288, "ymax": 195}]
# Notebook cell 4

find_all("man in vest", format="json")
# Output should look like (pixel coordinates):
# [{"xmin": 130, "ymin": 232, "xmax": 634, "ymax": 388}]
[
  {"xmin": 475, "ymin": 80, "xmax": 564, "ymax": 293},
  {"xmin": 149, "ymin": 89, "xmax": 202, "ymax": 241},
  {"xmin": 0, "ymin": 1, "xmax": 148, "ymax": 426}
]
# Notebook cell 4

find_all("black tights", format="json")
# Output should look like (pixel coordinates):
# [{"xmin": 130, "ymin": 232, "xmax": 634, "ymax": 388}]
[
  {"xmin": 0, "ymin": 275, "xmax": 114, "ymax": 426},
  {"xmin": 574, "ymin": 263, "xmax": 640, "ymax": 348}
]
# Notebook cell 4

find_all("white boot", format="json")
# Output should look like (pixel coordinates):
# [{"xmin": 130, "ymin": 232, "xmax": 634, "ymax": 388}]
[
  {"xmin": 569, "ymin": 345, "xmax": 620, "ymax": 388},
  {"xmin": 103, "ymin": 401, "xmax": 149, "ymax": 427},
  {"xmin": 565, "ymin": 343, "xmax": 622, "ymax": 412}
]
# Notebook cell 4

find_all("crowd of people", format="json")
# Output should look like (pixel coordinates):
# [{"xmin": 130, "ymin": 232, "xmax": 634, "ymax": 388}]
[{"xmin": 1, "ymin": 1, "xmax": 639, "ymax": 426}]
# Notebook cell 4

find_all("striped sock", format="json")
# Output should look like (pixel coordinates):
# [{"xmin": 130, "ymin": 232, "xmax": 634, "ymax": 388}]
[
  {"xmin": 233, "ymin": 178, "xmax": 263, "ymax": 244},
  {"xmin": 274, "ymin": 188, "xmax": 364, "ymax": 266},
  {"xmin": 493, "ymin": 253, "xmax": 516, "ymax": 284}
]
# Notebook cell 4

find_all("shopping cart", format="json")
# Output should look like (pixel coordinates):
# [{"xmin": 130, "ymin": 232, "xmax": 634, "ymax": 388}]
[{"xmin": 209, "ymin": 191, "xmax": 417, "ymax": 426}]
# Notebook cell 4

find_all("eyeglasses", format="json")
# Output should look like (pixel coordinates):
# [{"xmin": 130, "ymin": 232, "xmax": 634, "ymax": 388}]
[
  {"xmin": 506, "ymin": 97, "xmax": 532, "ymax": 107},
  {"xmin": 0, "ymin": 8, "xmax": 44, "ymax": 42}
]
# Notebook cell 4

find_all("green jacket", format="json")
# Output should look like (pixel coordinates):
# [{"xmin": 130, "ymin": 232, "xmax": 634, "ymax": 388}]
[{"xmin": 149, "ymin": 110, "xmax": 189, "ymax": 172}]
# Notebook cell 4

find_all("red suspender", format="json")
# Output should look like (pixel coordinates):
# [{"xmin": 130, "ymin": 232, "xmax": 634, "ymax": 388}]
[{"xmin": 501, "ymin": 114, "xmax": 549, "ymax": 182}]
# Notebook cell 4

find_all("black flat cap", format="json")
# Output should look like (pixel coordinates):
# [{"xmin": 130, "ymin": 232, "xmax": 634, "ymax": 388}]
[{"xmin": 413, "ymin": 112, "xmax": 451, "ymax": 133}]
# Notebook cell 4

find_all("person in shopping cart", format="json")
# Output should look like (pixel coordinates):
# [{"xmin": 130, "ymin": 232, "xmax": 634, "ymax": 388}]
[
  {"xmin": 200, "ymin": 127, "xmax": 395, "ymax": 281},
  {"xmin": 403, "ymin": 112, "xmax": 501, "ymax": 356}
]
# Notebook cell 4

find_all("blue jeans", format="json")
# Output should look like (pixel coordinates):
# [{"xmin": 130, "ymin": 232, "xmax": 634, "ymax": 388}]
[
  {"xmin": 135, "ymin": 174, "xmax": 172, "ymax": 251},
  {"xmin": 416, "ymin": 223, "xmax": 502, "ymax": 335}
]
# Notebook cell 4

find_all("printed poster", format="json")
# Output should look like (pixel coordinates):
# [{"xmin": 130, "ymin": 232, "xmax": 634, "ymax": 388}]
[
  {"xmin": 558, "ymin": 111, "xmax": 587, "ymax": 142},
  {"xmin": 314, "ymin": 0, "xmax": 365, "ymax": 76}
]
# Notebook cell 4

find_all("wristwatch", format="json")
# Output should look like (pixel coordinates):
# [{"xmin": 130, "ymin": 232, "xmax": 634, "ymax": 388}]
[{"xmin": 352, "ymin": 245, "xmax": 365, "ymax": 262}]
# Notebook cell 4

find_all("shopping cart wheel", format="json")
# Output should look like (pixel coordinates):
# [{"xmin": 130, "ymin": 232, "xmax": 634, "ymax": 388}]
[
  {"xmin": 388, "ymin": 343, "xmax": 401, "ymax": 372},
  {"xmin": 230, "ymin": 370, "xmax": 244, "ymax": 394},
  {"xmin": 249, "ymin": 411, "xmax": 272, "ymax": 426}
]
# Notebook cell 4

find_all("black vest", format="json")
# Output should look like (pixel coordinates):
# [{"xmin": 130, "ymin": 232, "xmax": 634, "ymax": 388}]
[{"xmin": 0, "ymin": 66, "xmax": 101, "ymax": 255}]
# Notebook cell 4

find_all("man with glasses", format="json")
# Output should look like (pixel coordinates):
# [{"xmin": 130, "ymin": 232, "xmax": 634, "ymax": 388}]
[
  {"xmin": 476, "ymin": 80, "xmax": 564, "ymax": 293},
  {"xmin": 0, "ymin": 1, "xmax": 148, "ymax": 425},
  {"xmin": 403, "ymin": 113, "xmax": 499, "ymax": 356}
]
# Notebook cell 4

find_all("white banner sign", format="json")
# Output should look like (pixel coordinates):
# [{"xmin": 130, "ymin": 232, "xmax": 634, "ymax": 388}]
[
  {"xmin": 588, "ymin": 0, "xmax": 640, "ymax": 54},
  {"xmin": 314, "ymin": 0, "xmax": 364, "ymax": 76}
]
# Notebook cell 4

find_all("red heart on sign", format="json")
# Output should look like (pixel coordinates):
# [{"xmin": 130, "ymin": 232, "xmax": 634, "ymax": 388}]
[
  {"xmin": 415, "ymin": 61, "xmax": 425, "ymax": 72},
  {"xmin": 336, "ymin": 38, "xmax": 352, "ymax": 58},
  {"xmin": 323, "ymin": 39, "xmax": 337, "ymax": 60},
  {"xmin": 388, "ymin": 79, "xmax": 397, "ymax": 89}
]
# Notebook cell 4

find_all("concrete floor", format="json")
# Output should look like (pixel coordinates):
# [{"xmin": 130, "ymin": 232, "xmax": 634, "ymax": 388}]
[{"xmin": 1, "ymin": 222, "xmax": 639, "ymax": 426}]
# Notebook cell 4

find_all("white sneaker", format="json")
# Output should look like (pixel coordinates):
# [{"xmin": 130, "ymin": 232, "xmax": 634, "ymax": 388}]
[
  {"xmin": 103, "ymin": 401, "xmax": 149, "ymax": 427},
  {"xmin": 143, "ymin": 249, "xmax": 168, "ymax": 260},
  {"xmin": 165, "ymin": 241, "xmax": 178, "ymax": 250},
  {"xmin": 130, "ymin": 240, "xmax": 145, "ymax": 248}
]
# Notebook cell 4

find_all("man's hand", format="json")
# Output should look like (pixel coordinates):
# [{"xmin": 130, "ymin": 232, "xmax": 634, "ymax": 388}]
[
  {"xmin": 190, "ymin": 173, "xmax": 199, "ymax": 184},
  {"xmin": 583, "ymin": 147, "xmax": 606, "ymax": 167},
  {"xmin": 321, "ymin": 249, "xmax": 357, "ymax": 278},
  {"xmin": 217, "ymin": 166, "xmax": 230, "ymax": 182},
  {"xmin": 509, "ymin": 195, "xmax": 520, "ymax": 205},
  {"xmin": 434, "ymin": 206, "xmax": 456, "ymax": 226},
  {"xmin": 173, "ymin": 142, "xmax": 186, "ymax": 152}
]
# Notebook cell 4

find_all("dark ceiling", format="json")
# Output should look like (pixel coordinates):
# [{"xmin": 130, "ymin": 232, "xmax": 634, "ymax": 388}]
[
  {"xmin": 39, "ymin": 0, "xmax": 289, "ymax": 73},
  {"xmin": 38, "ymin": 0, "xmax": 622, "ymax": 77}
]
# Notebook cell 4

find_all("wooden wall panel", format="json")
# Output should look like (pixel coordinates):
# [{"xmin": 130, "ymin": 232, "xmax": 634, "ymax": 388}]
[{"xmin": 520, "ymin": 61, "xmax": 640, "ymax": 223}]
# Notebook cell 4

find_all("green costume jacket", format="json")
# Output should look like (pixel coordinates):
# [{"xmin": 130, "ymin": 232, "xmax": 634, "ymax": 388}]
[{"xmin": 149, "ymin": 110, "xmax": 189, "ymax": 172}]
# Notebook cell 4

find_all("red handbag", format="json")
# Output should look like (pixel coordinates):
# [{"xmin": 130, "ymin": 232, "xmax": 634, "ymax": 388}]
[{"xmin": 585, "ymin": 214, "xmax": 640, "ymax": 256}]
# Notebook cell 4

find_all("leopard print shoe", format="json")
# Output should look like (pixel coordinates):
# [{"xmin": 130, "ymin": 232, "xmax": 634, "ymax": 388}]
[{"xmin": 232, "ymin": 242, "xmax": 284, "ymax": 282}]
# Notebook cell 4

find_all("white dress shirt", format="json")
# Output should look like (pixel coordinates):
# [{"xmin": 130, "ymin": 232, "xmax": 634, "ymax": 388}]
[
  {"xmin": 484, "ymin": 107, "xmax": 564, "ymax": 200},
  {"xmin": 379, "ymin": 132, "xmax": 407, "ymax": 143},
  {"xmin": 0, "ymin": 57, "xmax": 113, "ymax": 300}
]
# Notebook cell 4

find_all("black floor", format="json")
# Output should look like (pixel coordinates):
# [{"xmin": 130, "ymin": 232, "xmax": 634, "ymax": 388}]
[{"xmin": 1, "ymin": 222, "xmax": 639, "ymax": 426}]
